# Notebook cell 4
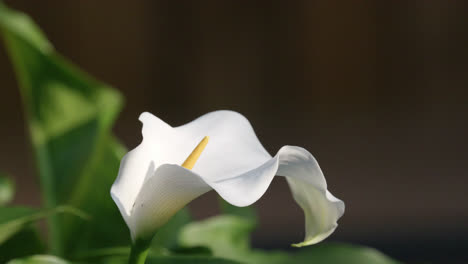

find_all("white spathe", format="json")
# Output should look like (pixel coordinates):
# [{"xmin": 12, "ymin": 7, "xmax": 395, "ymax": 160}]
[{"xmin": 110, "ymin": 110, "xmax": 344, "ymax": 246}]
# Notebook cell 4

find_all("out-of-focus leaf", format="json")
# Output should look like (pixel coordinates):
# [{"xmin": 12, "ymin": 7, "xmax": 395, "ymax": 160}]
[
  {"xmin": 178, "ymin": 215, "xmax": 286, "ymax": 264},
  {"xmin": 71, "ymin": 247, "xmax": 236, "ymax": 264},
  {"xmin": 0, "ymin": 207, "xmax": 38, "ymax": 244},
  {"xmin": 90, "ymin": 255, "xmax": 242, "ymax": 264},
  {"xmin": 150, "ymin": 209, "xmax": 191, "ymax": 250},
  {"xmin": 0, "ymin": 2, "xmax": 126, "ymax": 255},
  {"xmin": 68, "ymin": 247, "xmax": 129, "ymax": 264},
  {"xmin": 0, "ymin": 3, "xmax": 192, "ymax": 256},
  {"xmin": 179, "ymin": 215, "xmax": 254, "ymax": 261},
  {"xmin": 74, "ymin": 245, "xmax": 211, "ymax": 264},
  {"xmin": 0, "ymin": 206, "xmax": 87, "ymax": 244},
  {"xmin": 0, "ymin": 227, "xmax": 45, "ymax": 263},
  {"xmin": 7, "ymin": 255, "xmax": 71, "ymax": 264},
  {"xmin": 146, "ymin": 256, "xmax": 242, "ymax": 264},
  {"xmin": 0, "ymin": 173, "xmax": 14, "ymax": 205},
  {"xmin": 0, "ymin": 206, "xmax": 85, "ymax": 263},
  {"xmin": 291, "ymin": 243, "xmax": 400, "ymax": 264},
  {"xmin": 218, "ymin": 199, "xmax": 257, "ymax": 223},
  {"xmin": 64, "ymin": 138, "xmax": 130, "ymax": 255},
  {"xmin": 170, "ymin": 246, "xmax": 212, "ymax": 256},
  {"xmin": 179, "ymin": 215, "xmax": 399, "ymax": 264}
]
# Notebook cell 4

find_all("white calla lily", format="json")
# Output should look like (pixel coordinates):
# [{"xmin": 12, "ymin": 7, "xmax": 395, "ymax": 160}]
[{"xmin": 111, "ymin": 110, "xmax": 344, "ymax": 247}]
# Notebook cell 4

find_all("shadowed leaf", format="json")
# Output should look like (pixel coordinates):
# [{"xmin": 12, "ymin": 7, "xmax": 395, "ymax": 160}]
[
  {"xmin": 180, "ymin": 215, "xmax": 399, "ymax": 264},
  {"xmin": 0, "ymin": 228, "xmax": 44, "ymax": 263},
  {"xmin": 0, "ymin": 206, "xmax": 87, "ymax": 244},
  {"xmin": 0, "ymin": 173, "xmax": 14, "ymax": 206},
  {"xmin": 7, "ymin": 255, "xmax": 71, "ymax": 264},
  {"xmin": 0, "ymin": 2, "xmax": 192, "ymax": 256}
]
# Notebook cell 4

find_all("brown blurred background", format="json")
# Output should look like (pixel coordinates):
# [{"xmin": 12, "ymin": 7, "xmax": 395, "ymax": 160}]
[{"xmin": 1, "ymin": 1, "xmax": 467, "ymax": 262}]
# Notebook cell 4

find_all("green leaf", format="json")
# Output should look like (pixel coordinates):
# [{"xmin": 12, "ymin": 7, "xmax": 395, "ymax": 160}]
[
  {"xmin": 146, "ymin": 256, "xmax": 242, "ymax": 264},
  {"xmin": 73, "ymin": 245, "xmax": 212, "ymax": 264},
  {"xmin": 89, "ymin": 255, "xmax": 242, "ymax": 264},
  {"xmin": 150, "ymin": 209, "xmax": 191, "ymax": 250},
  {"xmin": 62, "ymin": 138, "xmax": 130, "ymax": 255},
  {"xmin": 218, "ymin": 199, "xmax": 257, "ymax": 223},
  {"xmin": 0, "ymin": 173, "xmax": 14, "ymax": 206},
  {"xmin": 0, "ymin": 228, "xmax": 45, "ymax": 263},
  {"xmin": 0, "ymin": 3, "xmax": 193, "ymax": 256},
  {"xmin": 70, "ymin": 247, "xmax": 238, "ymax": 264},
  {"xmin": 0, "ymin": 207, "xmax": 38, "ymax": 244},
  {"xmin": 0, "ymin": 206, "xmax": 86, "ymax": 263},
  {"xmin": 170, "ymin": 246, "xmax": 212, "ymax": 257},
  {"xmin": 179, "ymin": 215, "xmax": 399, "ymax": 264},
  {"xmin": 0, "ymin": 206, "xmax": 87, "ymax": 244},
  {"xmin": 7, "ymin": 255, "xmax": 71, "ymax": 264},
  {"xmin": 63, "ymin": 247, "xmax": 129, "ymax": 264},
  {"xmin": 0, "ymin": 2, "xmax": 127, "ymax": 256},
  {"xmin": 291, "ymin": 243, "xmax": 400, "ymax": 264},
  {"xmin": 179, "ymin": 215, "xmax": 254, "ymax": 261}
]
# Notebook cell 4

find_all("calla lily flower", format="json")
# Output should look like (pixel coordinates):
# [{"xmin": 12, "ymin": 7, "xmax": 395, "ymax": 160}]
[{"xmin": 111, "ymin": 111, "xmax": 344, "ymax": 247}]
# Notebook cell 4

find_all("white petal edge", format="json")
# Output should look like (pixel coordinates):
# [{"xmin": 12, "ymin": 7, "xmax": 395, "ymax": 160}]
[{"xmin": 129, "ymin": 145, "xmax": 344, "ymax": 245}]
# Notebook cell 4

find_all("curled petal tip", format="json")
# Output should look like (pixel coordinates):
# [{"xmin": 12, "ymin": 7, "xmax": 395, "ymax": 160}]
[{"xmin": 138, "ymin": 112, "xmax": 152, "ymax": 122}]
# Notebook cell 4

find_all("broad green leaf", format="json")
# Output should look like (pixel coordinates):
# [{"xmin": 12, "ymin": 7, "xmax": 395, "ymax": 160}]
[
  {"xmin": 0, "ymin": 2, "xmax": 126, "ymax": 255},
  {"xmin": 0, "ymin": 173, "xmax": 14, "ymax": 205},
  {"xmin": 170, "ymin": 246, "xmax": 212, "ymax": 256},
  {"xmin": 0, "ymin": 206, "xmax": 87, "ymax": 244},
  {"xmin": 150, "ymin": 209, "xmax": 191, "ymax": 250},
  {"xmin": 218, "ymin": 199, "xmax": 257, "ymax": 223},
  {"xmin": 178, "ymin": 215, "xmax": 285, "ymax": 264},
  {"xmin": 87, "ymin": 255, "xmax": 242, "ymax": 264},
  {"xmin": 291, "ymin": 243, "xmax": 400, "ymax": 264},
  {"xmin": 62, "ymin": 137, "xmax": 130, "ymax": 255},
  {"xmin": 0, "ymin": 3, "xmax": 192, "ymax": 256},
  {"xmin": 70, "ymin": 247, "xmax": 236, "ymax": 264},
  {"xmin": 0, "ymin": 206, "xmax": 86, "ymax": 263},
  {"xmin": 73, "ymin": 245, "xmax": 211, "ymax": 264},
  {"xmin": 146, "ymin": 256, "xmax": 242, "ymax": 264},
  {"xmin": 7, "ymin": 255, "xmax": 71, "ymax": 264},
  {"xmin": 179, "ymin": 215, "xmax": 254, "ymax": 261},
  {"xmin": 179, "ymin": 215, "xmax": 399, "ymax": 264},
  {"xmin": 0, "ymin": 207, "xmax": 38, "ymax": 244},
  {"xmin": 179, "ymin": 215, "xmax": 290, "ymax": 264},
  {"xmin": 0, "ymin": 228, "xmax": 44, "ymax": 263}
]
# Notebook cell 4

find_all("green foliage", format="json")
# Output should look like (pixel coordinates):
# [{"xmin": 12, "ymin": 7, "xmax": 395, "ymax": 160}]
[
  {"xmin": 0, "ymin": 206, "xmax": 87, "ymax": 263},
  {"xmin": 0, "ymin": 173, "xmax": 14, "ymax": 205},
  {"xmin": 145, "ymin": 256, "xmax": 241, "ymax": 264},
  {"xmin": 179, "ymin": 215, "xmax": 399, "ymax": 264},
  {"xmin": 0, "ymin": 206, "xmax": 86, "ymax": 244},
  {"xmin": 179, "ymin": 215, "xmax": 255, "ymax": 262},
  {"xmin": 150, "ymin": 209, "xmax": 191, "ymax": 250},
  {"xmin": 0, "ymin": 1, "xmax": 126, "ymax": 255},
  {"xmin": 77, "ymin": 255, "xmax": 242, "ymax": 264},
  {"xmin": 291, "ymin": 243, "xmax": 400, "ymax": 264},
  {"xmin": 0, "ymin": 1, "xmax": 189, "ymax": 259},
  {"xmin": 7, "ymin": 255, "xmax": 71, "ymax": 264},
  {"xmin": 7, "ymin": 254, "xmax": 236, "ymax": 264},
  {"xmin": 218, "ymin": 199, "xmax": 257, "ymax": 223},
  {"xmin": 179, "ymin": 215, "xmax": 288, "ymax": 264},
  {"xmin": 0, "ymin": 228, "xmax": 44, "ymax": 263},
  {"xmin": 0, "ymin": 2, "xmax": 400, "ymax": 264}
]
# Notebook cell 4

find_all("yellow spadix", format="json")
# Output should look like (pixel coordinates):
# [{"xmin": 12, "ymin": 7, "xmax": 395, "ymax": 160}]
[{"xmin": 181, "ymin": 136, "xmax": 209, "ymax": 170}]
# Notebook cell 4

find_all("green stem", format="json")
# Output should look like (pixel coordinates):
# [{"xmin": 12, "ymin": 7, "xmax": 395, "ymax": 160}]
[{"xmin": 128, "ymin": 239, "xmax": 150, "ymax": 264}]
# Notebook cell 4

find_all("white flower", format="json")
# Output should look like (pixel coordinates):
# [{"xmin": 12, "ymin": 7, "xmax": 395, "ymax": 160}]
[{"xmin": 111, "ymin": 111, "xmax": 344, "ymax": 246}]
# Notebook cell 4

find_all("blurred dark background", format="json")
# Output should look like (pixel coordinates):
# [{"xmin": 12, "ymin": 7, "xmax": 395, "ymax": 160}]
[{"xmin": 1, "ymin": 1, "xmax": 467, "ymax": 263}]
